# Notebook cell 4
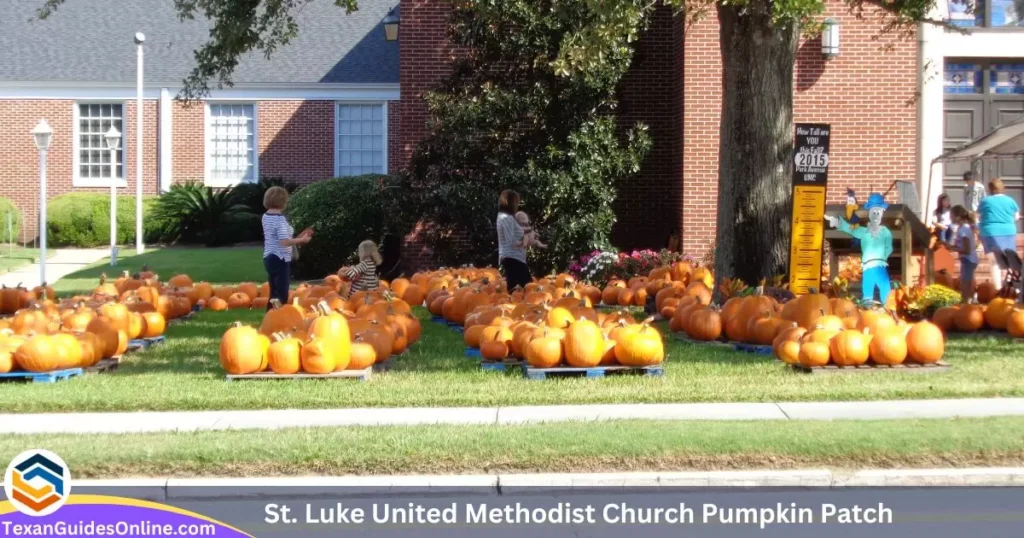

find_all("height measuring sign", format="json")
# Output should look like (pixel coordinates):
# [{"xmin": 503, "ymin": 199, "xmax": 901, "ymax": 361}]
[{"xmin": 788, "ymin": 123, "xmax": 832, "ymax": 295}]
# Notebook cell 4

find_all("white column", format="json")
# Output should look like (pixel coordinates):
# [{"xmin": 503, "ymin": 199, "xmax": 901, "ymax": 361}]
[
  {"xmin": 135, "ymin": 40, "xmax": 145, "ymax": 253},
  {"xmin": 38, "ymin": 149, "xmax": 47, "ymax": 285},
  {"xmin": 917, "ymin": 20, "xmax": 945, "ymax": 220},
  {"xmin": 159, "ymin": 87, "xmax": 173, "ymax": 193}
]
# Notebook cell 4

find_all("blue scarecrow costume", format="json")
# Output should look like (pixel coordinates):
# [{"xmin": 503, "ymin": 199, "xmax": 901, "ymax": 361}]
[{"xmin": 828, "ymin": 193, "xmax": 893, "ymax": 305}]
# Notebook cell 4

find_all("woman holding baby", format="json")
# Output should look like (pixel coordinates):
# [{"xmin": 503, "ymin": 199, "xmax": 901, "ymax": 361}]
[{"xmin": 496, "ymin": 189, "xmax": 542, "ymax": 291}]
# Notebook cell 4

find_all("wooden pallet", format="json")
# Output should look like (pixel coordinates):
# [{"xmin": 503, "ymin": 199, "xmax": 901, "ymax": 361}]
[
  {"xmin": 733, "ymin": 343, "xmax": 774, "ymax": 355},
  {"xmin": 481, "ymin": 359, "xmax": 524, "ymax": 372},
  {"xmin": 430, "ymin": 316, "xmax": 446, "ymax": 324},
  {"xmin": 522, "ymin": 364, "xmax": 664, "ymax": 380},
  {"xmin": 86, "ymin": 358, "xmax": 120, "ymax": 374},
  {"xmin": 225, "ymin": 367, "xmax": 373, "ymax": 382},
  {"xmin": 168, "ymin": 311, "xmax": 195, "ymax": 325},
  {"xmin": 0, "ymin": 367, "xmax": 83, "ymax": 383},
  {"xmin": 127, "ymin": 335, "xmax": 167, "ymax": 352},
  {"xmin": 373, "ymin": 357, "xmax": 394, "ymax": 372},
  {"xmin": 790, "ymin": 361, "xmax": 951, "ymax": 375}
]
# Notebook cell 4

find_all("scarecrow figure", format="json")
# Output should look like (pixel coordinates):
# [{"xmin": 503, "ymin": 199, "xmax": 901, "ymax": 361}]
[{"xmin": 825, "ymin": 193, "xmax": 893, "ymax": 304}]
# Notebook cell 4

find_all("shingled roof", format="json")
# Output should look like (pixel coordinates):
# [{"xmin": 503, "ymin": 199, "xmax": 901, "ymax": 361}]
[{"xmin": 0, "ymin": 0, "xmax": 399, "ymax": 85}]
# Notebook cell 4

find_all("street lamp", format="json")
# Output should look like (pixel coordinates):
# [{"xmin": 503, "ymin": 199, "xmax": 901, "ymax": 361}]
[
  {"xmin": 105, "ymin": 126, "xmax": 121, "ymax": 266},
  {"xmin": 822, "ymin": 18, "xmax": 840, "ymax": 59},
  {"xmin": 383, "ymin": 9, "xmax": 399, "ymax": 41},
  {"xmin": 31, "ymin": 120, "xmax": 52, "ymax": 287},
  {"xmin": 134, "ymin": 31, "xmax": 145, "ymax": 254}
]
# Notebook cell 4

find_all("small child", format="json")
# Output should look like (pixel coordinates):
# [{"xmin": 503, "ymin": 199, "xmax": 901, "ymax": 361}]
[
  {"xmin": 343, "ymin": 240, "xmax": 382, "ymax": 297},
  {"xmin": 963, "ymin": 171, "xmax": 986, "ymax": 213},
  {"xmin": 262, "ymin": 187, "xmax": 311, "ymax": 310},
  {"xmin": 944, "ymin": 205, "xmax": 977, "ymax": 303},
  {"xmin": 514, "ymin": 211, "xmax": 547, "ymax": 249},
  {"xmin": 928, "ymin": 193, "xmax": 953, "ymax": 250}
]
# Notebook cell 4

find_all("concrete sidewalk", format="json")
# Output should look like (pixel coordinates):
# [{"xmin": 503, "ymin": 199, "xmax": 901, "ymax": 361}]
[
  {"xmin": 3, "ymin": 398, "xmax": 1023, "ymax": 435},
  {"xmin": 0, "ymin": 248, "xmax": 108, "ymax": 288},
  {"xmin": 49, "ymin": 468, "xmax": 1024, "ymax": 495}
]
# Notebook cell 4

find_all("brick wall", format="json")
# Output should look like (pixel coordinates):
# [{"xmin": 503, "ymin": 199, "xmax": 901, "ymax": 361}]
[
  {"xmin": 258, "ymin": 101, "xmax": 335, "ymax": 185},
  {"xmin": 2, "ymin": 97, "xmax": 398, "ymax": 240},
  {"xmin": 0, "ymin": 99, "xmax": 160, "ymax": 240},
  {"xmin": 681, "ymin": 5, "xmax": 918, "ymax": 255},
  {"xmin": 171, "ymin": 101, "xmax": 204, "ymax": 183},
  {"xmin": 613, "ymin": 5, "xmax": 684, "ymax": 251},
  {"xmin": 397, "ymin": 0, "xmax": 457, "ymax": 170},
  {"xmin": 397, "ymin": 0, "xmax": 458, "ymax": 270}
]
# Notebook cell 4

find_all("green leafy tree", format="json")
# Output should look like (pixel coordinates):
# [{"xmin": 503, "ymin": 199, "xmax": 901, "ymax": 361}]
[
  {"xmin": 38, "ymin": 0, "xmax": 947, "ymax": 282},
  {"xmin": 402, "ymin": 0, "xmax": 651, "ymax": 275}
]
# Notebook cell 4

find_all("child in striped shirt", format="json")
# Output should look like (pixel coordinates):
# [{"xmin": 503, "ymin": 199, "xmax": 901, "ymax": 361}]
[{"xmin": 343, "ymin": 240, "xmax": 382, "ymax": 297}]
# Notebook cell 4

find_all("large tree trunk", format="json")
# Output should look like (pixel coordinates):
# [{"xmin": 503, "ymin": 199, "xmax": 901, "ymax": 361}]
[{"xmin": 713, "ymin": 0, "xmax": 799, "ymax": 294}]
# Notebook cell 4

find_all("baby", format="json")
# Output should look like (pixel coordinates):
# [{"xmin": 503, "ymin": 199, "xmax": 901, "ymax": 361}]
[{"xmin": 515, "ymin": 211, "xmax": 547, "ymax": 249}]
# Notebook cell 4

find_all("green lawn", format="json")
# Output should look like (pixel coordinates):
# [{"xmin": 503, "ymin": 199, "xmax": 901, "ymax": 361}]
[
  {"xmin": 0, "ymin": 247, "xmax": 50, "ymax": 273},
  {"xmin": 0, "ymin": 304, "xmax": 1022, "ymax": 413},
  {"xmin": 0, "ymin": 245, "xmax": 1014, "ymax": 413},
  {"xmin": 4, "ymin": 417, "xmax": 1023, "ymax": 477},
  {"xmin": 53, "ymin": 247, "xmax": 266, "ymax": 296}
]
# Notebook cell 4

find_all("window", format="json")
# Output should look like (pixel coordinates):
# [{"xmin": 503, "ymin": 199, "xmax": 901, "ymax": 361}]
[
  {"xmin": 75, "ymin": 103, "xmax": 124, "ymax": 183},
  {"xmin": 946, "ymin": 60, "xmax": 1024, "ymax": 94},
  {"xmin": 206, "ymin": 104, "xmax": 257, "ymax": 185},
  {"xmin": 991, "ymin": 64, "xmax": 1024, "ymax": 94},
  {"xmin": 944, "ymin": 63, "xmax": 984, "ymax": 94},
  {"xmin": 335, "ymin": 103, "xmax": 385, "ymax": 177},
  {"xmin": 946, "ymin": 0, "xmax": 1024, "ymax": 27}
]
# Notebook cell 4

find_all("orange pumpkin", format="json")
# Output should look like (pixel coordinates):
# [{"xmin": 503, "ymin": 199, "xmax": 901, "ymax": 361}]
[
  {"xmin": 906, "ymin": 321, "xmax": 944, "ymax": 364},
  {"xmin": 829, "ymin": 329, "xmax": 871, "ymax": 367}
]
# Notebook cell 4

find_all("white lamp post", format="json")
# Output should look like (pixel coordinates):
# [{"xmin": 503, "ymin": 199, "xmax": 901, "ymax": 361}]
[
  {"xmin": 822, "ymin": 18, "xmax": 840, "ymax": 59},
  {"xmin": 105, "ymin": 126, "xmax": 121, "ymax": 266},
  {"xmin": 383, "ymin": 9, "xmax": 399, "ymax": 41},
  {"xmin": 134, "ymin": 31, "xmax": 145, "ymax": 254},
  {"xmin": 31, "ymin": 120, "xmax": 52, "ymax": 286}
]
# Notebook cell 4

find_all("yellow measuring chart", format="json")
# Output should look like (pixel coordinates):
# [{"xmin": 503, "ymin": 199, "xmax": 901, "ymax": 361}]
[{"xmin": 788, "ymin": 185, "xmax": 827, "ymax": 294}]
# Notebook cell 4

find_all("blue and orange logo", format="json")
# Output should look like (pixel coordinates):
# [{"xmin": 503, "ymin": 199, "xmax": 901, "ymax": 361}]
[{"xmin": 3, "ymin": 450, "xmax": 71, "ymax": 516}]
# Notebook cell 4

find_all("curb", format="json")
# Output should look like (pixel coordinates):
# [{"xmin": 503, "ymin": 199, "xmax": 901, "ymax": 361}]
[
  {"xmin": 41, "ymin": 469, "xmax": 1024, "ymax": 501},
  {"xmin": 4, "ymin": 398, "xmax": 1024, "ymax": 435}
]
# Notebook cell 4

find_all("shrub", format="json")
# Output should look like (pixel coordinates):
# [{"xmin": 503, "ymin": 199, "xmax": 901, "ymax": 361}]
[
  {"xmin": 0, "ymin": 197, "xmax": 21, "ymax": 242},
  {"xmin": 151, "ymin": 182, "xmax": 254, "ymax": 246},
  {"xmin": 46, "ymin": 193, "xmax": 161, "ymax": 247},
  {"xmin": 233, "ymin": 177, "xmax": 301, "ymax": 216},
  {"xmin": 287, "ymin": 175, "xmax": 404, "ymax": 279}
]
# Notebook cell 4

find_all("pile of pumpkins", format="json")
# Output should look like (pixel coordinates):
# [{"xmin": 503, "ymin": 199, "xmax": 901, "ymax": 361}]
[
  {"xmin": 599, "ymin": 261, "xmax": 715, "ymax": 309},
  {"xmin": 219, "ymin": 280, "xmax": 423, "ymax": 376},
  {"xmin": 0, "ymin": 269, "xmax": 201, "ymax": 374},
  {"xmin": 435, "ymin": 272, "xmax": 665, "ymax": 368},
  {"xmin": 932, "ymin": 297, "xmax": 1024, "ymax": 337},
  {"xmin": 669, "ymin": 291, "xmax": 945, "ymax": 367}
]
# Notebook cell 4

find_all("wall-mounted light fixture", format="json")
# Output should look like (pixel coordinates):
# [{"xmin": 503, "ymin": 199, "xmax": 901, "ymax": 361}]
[
  {"xmin": 822, "ymin": 18, "xmax": 840, "ymax": 59},
  {"xmin": 383, "ymin": 8, "xmax": 400, "ymax": 42}
]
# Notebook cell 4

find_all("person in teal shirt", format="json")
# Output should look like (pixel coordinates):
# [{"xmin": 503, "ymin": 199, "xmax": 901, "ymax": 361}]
[
  {"xmin": 825, "ymin": 193, "xmax": 893, "ymax": 304},
  {"xmin": 977, "ymin": 179, "xmax": 1021, "ymax": 290}
]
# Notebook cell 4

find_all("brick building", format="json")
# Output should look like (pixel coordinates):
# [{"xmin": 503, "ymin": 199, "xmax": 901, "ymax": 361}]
[
  {"xmin": 2, "ymin": 0, "xmax": 1022, "ymax": 270},
  {"xmin": 0, "ymin": 0, "xmax": 400, "ymax": 241}
]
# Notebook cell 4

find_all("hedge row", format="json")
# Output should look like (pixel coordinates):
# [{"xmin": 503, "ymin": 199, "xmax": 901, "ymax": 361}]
[{"xmin": 46, "ymin": 193, "xmax": 166, "ymax": 247}]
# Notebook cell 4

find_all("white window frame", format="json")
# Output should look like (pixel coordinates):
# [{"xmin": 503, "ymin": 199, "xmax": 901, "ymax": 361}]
[
  {"xmin": 204, "ymin": 101, "xmax": 259, "ymax": 187},
  {"xmin": 334, "ymin": 101, "xmax": 388, "ymax": 177},
  {"xmin": 72, "ymin": 100, "xmax": 127, "ymax": 187}
]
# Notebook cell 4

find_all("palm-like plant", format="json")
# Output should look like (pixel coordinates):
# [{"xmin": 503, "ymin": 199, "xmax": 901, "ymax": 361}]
[{"xmin": 152, "ymin": 182, "xmax": 252, "ymax": 246}]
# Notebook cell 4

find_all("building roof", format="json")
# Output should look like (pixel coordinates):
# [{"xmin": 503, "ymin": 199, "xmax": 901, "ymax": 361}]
[{"xmin": 0, "ymin": 0, "xmax": 399, "ymax": 85}]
